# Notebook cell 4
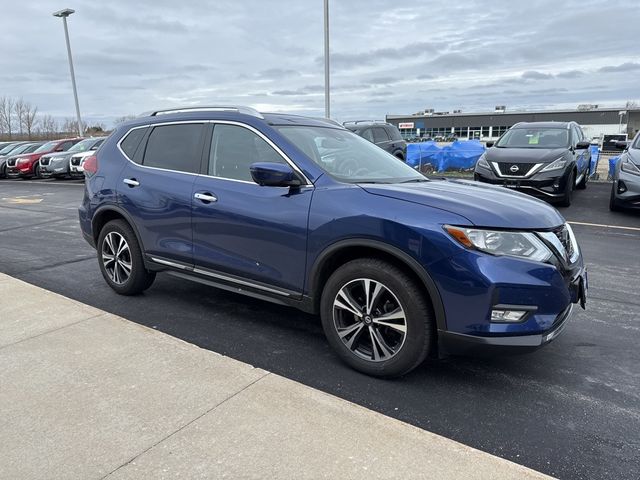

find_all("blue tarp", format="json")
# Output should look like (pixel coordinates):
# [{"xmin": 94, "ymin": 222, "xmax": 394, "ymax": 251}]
[
  {"xmin": 608, "ymin": 155, "xmax": 621, "ymax": 179},
  {"xmin": 589, "ymin": 145, "xmax": 600, "ymax": 176},
  {"xmin": 406, "ymin": 140, "xmax": 485, "ymax": 172}
]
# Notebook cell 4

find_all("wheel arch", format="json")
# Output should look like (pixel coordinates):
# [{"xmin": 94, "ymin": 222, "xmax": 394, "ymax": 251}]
[
  {"xmin": 308, "ymin": 239, "xmax": 446, "ymax": 332},
  {"xmin": 92, "ymin": 205, "xmax": 149, "ymax": 267}
]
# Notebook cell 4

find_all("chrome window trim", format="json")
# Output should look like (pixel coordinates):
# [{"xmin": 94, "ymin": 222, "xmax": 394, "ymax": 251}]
[
  {"xmin": 491, "ymin": 161, "xmax": 544, "ymax": 179},
  {"xmin": 116, "ymin": 120, "xmax": 313, "ymax": 186}
]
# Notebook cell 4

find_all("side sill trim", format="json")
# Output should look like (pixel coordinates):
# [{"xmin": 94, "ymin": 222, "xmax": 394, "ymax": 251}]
[{"xmin": 149, "ymin": 256, "xmax": 292, "ymax": 297}]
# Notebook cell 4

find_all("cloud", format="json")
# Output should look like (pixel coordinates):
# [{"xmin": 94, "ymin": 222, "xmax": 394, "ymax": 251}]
[
  {"xmin": 598, "ymin": 62, "xmax": 640, "ymax": 73},
  {"xmin": 521, "ymin": 70, "xmax": 553, "ymax": 80}
]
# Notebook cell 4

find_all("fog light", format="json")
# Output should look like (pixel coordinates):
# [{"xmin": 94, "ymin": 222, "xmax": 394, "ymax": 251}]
[
  {"xmin": 618, "ymin": 181, "xmax": 627, "ymax": 194},
  {"xmin": 491, "ymin": 309, "xmax": 527, "ymax": 322},
  {"xmin": 553, "ymin": 182, "xmax": 560, "ymax": 189}
]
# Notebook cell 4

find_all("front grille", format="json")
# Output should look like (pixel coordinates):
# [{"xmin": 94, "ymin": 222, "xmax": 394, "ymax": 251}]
[
  {"xmin": 7, "ymin": 158, "xmax": 17, "ymax": 167},
  {"xmin": 40, "ymin": 156, "xmax": 50, "ymax": 165},
  {"xmin": 71, "ymin": 156, "xmax": 82, "ymax": 166},
  {"xmin": 497, "ymin": 162, "xmax": 535, "ymax": 177}
]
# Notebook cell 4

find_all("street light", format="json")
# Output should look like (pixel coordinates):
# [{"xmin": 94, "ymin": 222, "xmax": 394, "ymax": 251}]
[
  {"xmin": 53, "ymin": 8, "xmax": 83, "ymax": 137},
  {"xmin": 323, "ymin": 0, "xmax": 330, "ymax": 119}
]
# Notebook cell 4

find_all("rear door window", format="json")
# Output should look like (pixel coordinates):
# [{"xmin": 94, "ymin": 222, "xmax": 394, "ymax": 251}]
[
  {"xmin": 373, "ymin": 127, "xmax": 390, "ymax": 143},
  {"xmin": 142, "ymin": 123, "xmax": 204, "ymax": 174},
  {"xmin": 120, "ymin": 127, "xmax": 148, "ymax": 161},
  {"xmin": 360, "ymin": 129, "xmax": 374, "ymax": 142}
]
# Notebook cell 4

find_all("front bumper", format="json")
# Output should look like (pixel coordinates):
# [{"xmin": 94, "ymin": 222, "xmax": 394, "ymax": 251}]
[
  {"xmin": 474, "ymin": 164, "xmax": 571, "ymax": 200},
  {"xmin": 429, "ymin": 244, "xmax": 586, "ymax": 355},
  {"xmin": 440, "ymin": 304, "xmax": 574, "ymax": 355},
  {"xmin": 40, "ymin": 159, "xmax": 69, "ymax": 177},
  {"xmin": 6, "ymin": 164, "xmax": 32, "ymax": 177},
  {"xmin": 612, "ymin": 169, "xmax": 640, "ymax": 209}
]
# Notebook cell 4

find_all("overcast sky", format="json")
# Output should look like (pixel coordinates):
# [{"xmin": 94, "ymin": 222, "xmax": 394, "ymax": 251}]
[{"xmin": 2, "ymin": 0, "xmax": 639, "ymax": 127}]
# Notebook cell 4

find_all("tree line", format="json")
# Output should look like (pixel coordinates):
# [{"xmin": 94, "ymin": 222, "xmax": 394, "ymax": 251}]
[{"xmin": 0, "ymin": 96, "xmax": 106, "ymax": 141}]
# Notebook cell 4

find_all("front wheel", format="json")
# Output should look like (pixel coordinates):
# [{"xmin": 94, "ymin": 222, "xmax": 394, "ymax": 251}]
[
  {"xmin": 609, "ymin": 182, "xmax": 621, "ymax": 211},
  {"xmin": 97, "ymin": 219, "xmax": 155, "ymax": 295},
  {"xmin": 32, "ymin": 163, "xmax": 40, "ymax": 179},
  {"xmin": 557, "ymin": 170, "xmax": 575, "ymax": 207},
  {"xmin": 320, "ymin": 258, "xmax": 434, "ymax": 377}
]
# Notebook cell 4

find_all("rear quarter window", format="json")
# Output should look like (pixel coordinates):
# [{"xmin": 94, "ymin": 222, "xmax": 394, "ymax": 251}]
[{"xmin": 119, "ymin": 127, "xmax": 148, "ymax": 161}]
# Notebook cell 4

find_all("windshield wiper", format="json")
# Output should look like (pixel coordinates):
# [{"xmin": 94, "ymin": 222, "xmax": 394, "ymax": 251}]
[{"xmin": 399, "ymin": 178, "xmax": 429, "ymax": 183}]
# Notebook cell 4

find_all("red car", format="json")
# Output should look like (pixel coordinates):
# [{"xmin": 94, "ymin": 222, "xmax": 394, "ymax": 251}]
[{"xmin": 5, "ymin": 137, "xmax": 82, "ymax": 179}]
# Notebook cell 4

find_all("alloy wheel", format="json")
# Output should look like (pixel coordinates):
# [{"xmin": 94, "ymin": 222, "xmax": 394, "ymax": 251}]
[
  {"xmin": 333, "ymin": 278, "xmax": 407, "ymax": 362},
  {"xmin": 101, "ymin": 232, "xmax": 132, "ymax": 285}
]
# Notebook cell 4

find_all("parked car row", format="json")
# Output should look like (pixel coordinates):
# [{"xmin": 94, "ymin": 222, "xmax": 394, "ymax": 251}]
[
  {"xmin": 610, "ymin": 132, "xmax": 640, "ymax": 211},
  {"xmin": 0, "ymin": 136, "xmax": 105, "ymax": 180}
]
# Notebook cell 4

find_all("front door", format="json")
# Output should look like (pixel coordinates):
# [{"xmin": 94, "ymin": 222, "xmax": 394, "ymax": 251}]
[{"xmin": 191, "ymin": 123, "xmax": 313, "ymax": 295}]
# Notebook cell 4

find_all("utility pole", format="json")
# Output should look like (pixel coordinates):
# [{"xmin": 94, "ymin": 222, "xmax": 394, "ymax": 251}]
[{"xmin": 323, "ymin": 0, "xmax": 330, "ymax": 118}]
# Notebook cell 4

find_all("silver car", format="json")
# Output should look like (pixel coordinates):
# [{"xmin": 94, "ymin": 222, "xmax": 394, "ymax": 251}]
[
  {"xmin": 0, "ymin": 142, "xmax": 43, "ymax": 178},
  {"xmin": 610, "ymin": 132, "xmax": 640, "ymax": 211},
  {"xmin": 40, "ymin": 137, "xmax": 105, "ymax": 179}
]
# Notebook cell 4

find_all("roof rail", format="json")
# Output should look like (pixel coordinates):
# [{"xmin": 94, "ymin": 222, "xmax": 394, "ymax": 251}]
[
  {"xmin": 145, "ymin": 106, "xmax": 264, "ymax": 119},
  {"xmin": 312, "ymin": 117, "xmax": 344, "ymax": 127},
  {"xmin": 342, "ymin": 119, "xmax": 386, "ymax": 125}
]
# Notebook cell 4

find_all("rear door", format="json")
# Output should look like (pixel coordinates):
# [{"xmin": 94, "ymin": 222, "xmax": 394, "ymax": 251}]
[
  {"xmin": 117, "ymin": 122, "xmax": 206, "ymax": 266},
  {"xmin": 372, "ymin": 127, "xmax": 392, "ymax": 153},
  {"xmin": 190, "ymin": 122, "xmax": 313, "ymax": 295}
]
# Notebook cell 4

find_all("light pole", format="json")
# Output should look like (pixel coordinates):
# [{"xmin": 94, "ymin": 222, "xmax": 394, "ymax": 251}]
[
  {"xmin": 53, "ymin": 8, "xmax": 83, "ymax": 137},
  {"xmin": 323, "ymin": 0, "xmax": 330, "ymax": 119}
]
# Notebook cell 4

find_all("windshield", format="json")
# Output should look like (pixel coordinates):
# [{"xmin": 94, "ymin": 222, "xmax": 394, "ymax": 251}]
[
  {"xmin": 0, "ymin": 144, "xmax": 20, "ymax": 155},
  {"xmin": 633, "ymin": 134, "xmax": 640, "ymax": 149},
  {"xmin": 34, "ymin": 141, "xmax": 58, "ymax": 153},
  {"xmin": 496, "ymin": 127, "xmax": 569, "ymax": 149},
  {"xmin": 276, "ymin": 126, "xmax": 425, "ymax": 184},
  {"xmin": 68, "ymin": 138, "xmax": 96, "ymax": 153}
]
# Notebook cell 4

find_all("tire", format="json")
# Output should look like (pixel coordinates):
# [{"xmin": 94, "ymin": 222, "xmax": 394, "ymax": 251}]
[
  {"xmin": 33, "ymin": 163, "xmax": 40, "ymax": 179},
  {"xmin": 97, "ymin": 219, "xmax": 155, "ymax": 295},
  {"xmin": 320, "ymin": 258, "xmax": 434, "ymax": 377},
  {"xmin": 609, "ymin": 182, "xmax": 621, "ymax": 211},
  {"xmin": 394, "ymin": 152, "xmax": 405, "ymax": 161},
  {"xmin": 557, "ymin": 169, "xmax": 575, "ymax": 207},
  {"xmin": 576, "ymin": 166, "xmax": 588, "ymax": 190}
]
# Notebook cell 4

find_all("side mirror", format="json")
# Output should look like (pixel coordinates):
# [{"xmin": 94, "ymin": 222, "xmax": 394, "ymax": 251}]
[
  {"xmin": 250, "ymin": 162, "xmax": 301, "ymax": 187},
  {"xmin": 615, "ymin": 140, "xmax": 629, "ymax": 151},
  {"xmin": 485, "ymin": 141, "xmax": 494, "ymax": 148},
  {"xmin": 575, "ymin": 141, "xmax": 590, "ymax": 150},
  {"xmin": 55, "ymin": 146, "xmax": 64, "ymax": 152}
]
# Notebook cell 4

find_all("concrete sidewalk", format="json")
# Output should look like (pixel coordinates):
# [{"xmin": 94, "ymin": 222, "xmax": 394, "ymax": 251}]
[{"xmin": 0, "ymin": 273, "xmax": 551, "ymax": 480}]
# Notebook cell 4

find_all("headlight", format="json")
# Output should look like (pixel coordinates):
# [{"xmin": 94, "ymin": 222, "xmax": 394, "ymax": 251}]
[
  {"xmin": 17, "ymin": 158, "xmax": 28, "ymax": 164},
  {"xmin": 621, "ymin": 157, "xmax": 640, "ymax": 175},
  {"xmin": 476, "ymin": 153, "xmax": 490, "ymax": 169},
  {"xmin": 541, "ymin": 157, "xmax": 567, "ymax": 172},
  {"xmin": 445, "ymin": 225, "xmax": 552, "ymax": 262}
]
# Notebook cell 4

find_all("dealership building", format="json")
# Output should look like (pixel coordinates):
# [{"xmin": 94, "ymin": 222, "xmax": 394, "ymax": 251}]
[{"xmin": 386, "ymin": 106, "xmax": 640, "ymax": 141}]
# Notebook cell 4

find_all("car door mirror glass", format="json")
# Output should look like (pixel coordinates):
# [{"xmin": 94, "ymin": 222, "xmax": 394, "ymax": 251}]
[{"xmin": 250, "ymin": 162, "xmax": 300, "ymax": 187}]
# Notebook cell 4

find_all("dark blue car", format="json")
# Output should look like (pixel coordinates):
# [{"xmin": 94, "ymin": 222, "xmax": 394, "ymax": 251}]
[{"xmin": 79, "ymin": 106, "xmax": 587, "ymax": 377}]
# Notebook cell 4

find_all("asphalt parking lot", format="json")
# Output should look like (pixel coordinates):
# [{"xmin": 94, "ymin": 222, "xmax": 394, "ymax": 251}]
[{"xmin": 1, "ymin": 178, "xmax": 639, "ymax": 480}]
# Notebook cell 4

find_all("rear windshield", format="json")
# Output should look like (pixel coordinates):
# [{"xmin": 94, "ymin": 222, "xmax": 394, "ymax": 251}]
[{"xmin": 496, "ymin": 128, "xmax": 569, "ymax": 149}]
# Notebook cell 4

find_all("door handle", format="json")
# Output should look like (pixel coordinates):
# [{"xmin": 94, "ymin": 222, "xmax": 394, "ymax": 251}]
[
  {"xmin": 123, "ymin": 178, "xmax": 140, "ymax": 187},
  {"xmin": 194, "ymin": 192, "xmax": 218, "ymax": 203}
]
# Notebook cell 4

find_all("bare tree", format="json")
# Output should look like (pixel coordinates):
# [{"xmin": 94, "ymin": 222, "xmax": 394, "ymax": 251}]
[
  {"xmin": 40, "ymin": 114, "xmax": 59, "ymax": 138},
  {"xmin": 21, "ymin": 102, "xmax": 38, "ymax": 139},
  {"xmin": 626, "ymin": 100, "xmax": 639, "ymax": 109},
  {"xmin": 62, "ymin": 117, "xmax": 87, "ymax": 136},
  {"xmin": 0, "ymin": 97, "xmax": 15, "ymax": 138},
  {"xmin": 14, "ymin": 98, "xmax": 26, "ymax": 136}
]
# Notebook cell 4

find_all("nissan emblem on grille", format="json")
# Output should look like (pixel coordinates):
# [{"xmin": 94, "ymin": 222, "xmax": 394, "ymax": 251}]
[{"xmin": 510, "ymin": 165, "xmax": 520, "ymax": 173}]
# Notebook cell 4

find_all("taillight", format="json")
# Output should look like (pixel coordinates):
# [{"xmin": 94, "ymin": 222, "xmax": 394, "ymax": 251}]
[{"xmin": 83, "ymin": 154, "xmax": 98, "ymax": 175}]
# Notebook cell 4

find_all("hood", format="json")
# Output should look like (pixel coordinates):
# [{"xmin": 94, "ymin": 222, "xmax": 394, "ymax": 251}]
[
  {"xmin": 485, "ymin": 147, "xmax": 567, "ymax": 164},
  {"xmin": 360, "ymin": 179, "xmax": 565, "ymax": 229},
  {"xmin": 70, "ymin": 150, "xmax": 94, "ymax": 158},
  {"xmin": 44, "ymin": 151, "xmax": 72, "ymax": 159}
]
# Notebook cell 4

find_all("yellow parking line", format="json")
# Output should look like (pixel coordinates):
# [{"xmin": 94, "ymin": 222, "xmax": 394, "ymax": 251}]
[{"xmin": 568, "ymin": 221, "xmax": 640, "ymax": 232}]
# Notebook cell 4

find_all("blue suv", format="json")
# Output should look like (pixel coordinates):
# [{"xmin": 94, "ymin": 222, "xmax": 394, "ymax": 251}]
[{"xmin": 79, "ymin": 106, "xmax": 587, "ymax": 377}]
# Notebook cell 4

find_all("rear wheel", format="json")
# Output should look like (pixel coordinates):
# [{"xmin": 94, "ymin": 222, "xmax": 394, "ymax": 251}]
[
  {"xmin": 557, "ymin": 169, "xmax": 575, "ymax": 207},
  {"xmin": 320, "ymin": 258, "xmax": 434, "ymax": 377},
  {"xmin": 97, "ymin": 219, "xmax": 155, "ymax": 295}
]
